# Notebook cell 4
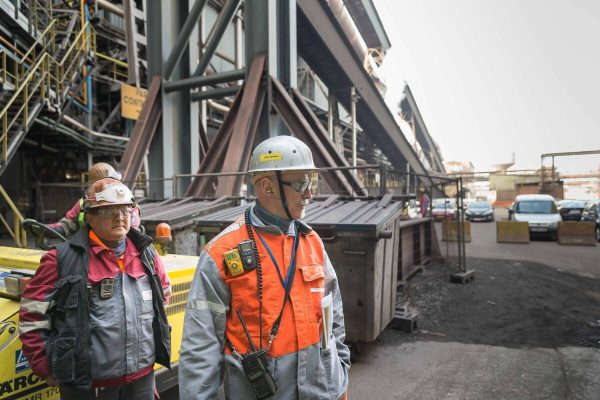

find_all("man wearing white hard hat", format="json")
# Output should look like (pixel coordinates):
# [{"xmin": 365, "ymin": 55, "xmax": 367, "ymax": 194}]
[
  {"xmin": 19, "ymin": 178, "xmax": 171, "ymax": 399},
  {"xmin": 180, "ymin": 136, "xmax": 350, "ymax": 399}
]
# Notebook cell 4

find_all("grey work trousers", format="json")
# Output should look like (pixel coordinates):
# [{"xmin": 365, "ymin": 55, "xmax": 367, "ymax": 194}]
[{"xmin": 59, "ymin": 371, "xmax": 156, "ymax": 400}]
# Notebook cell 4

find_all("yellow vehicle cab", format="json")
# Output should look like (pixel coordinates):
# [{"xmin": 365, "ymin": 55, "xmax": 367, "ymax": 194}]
[{"xmin": 0, "ymin": 246, "xmax": 198, "ymax": 400}]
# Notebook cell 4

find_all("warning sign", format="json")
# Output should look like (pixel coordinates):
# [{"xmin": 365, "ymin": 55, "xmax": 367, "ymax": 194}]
[{"xmin": 121, "ymin": 83, "xmax": 148, "ymax": 120}]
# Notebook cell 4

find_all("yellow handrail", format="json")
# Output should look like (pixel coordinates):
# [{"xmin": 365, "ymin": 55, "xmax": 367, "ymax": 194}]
[
  {"xmin": 57, "ymin": 21, "xmax": 92, "ymax": 67},
  {"xmin": 0, "ymin": 62, "xmax": 49, "ymax": 160},
  {"xmin": 0, "ymin": 36, "xmax": 33, "ymax": 64},
  {"xmin": 20, "ymin": 19, "xmax": 57, "ymax": 65},
  {"xmin": 0, "ymin": 184, "xmax": 27, "ymax": 248},
  {"xmin": 0, "ymin": 20, "xmax": 97, "ymax": 165},
  {"xmin": 0, "ymin": 7, "xmax": 128, "ymax": 170},
  {"xmin": 51, "ymin": 22, "xmax": 95, "ymax": 104},
  {"xmin": 95, "ymin": 52, "xmax": 129, "ymax": 81},
  {"xmin": 0, "ymin": 53, "xmax": 50, "ymax": 120},
  {"xmin": 0, "ymin": 49, "xmax": 19, "ymax": 84}
]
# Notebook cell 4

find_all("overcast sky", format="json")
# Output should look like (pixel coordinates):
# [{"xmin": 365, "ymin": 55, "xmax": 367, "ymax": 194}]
[{"xmin": 372, "ymin": 0, "xmax": 600, "ymax": 174}]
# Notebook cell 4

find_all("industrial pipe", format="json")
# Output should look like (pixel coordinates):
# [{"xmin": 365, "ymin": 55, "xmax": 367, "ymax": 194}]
[
  {"xmin": 96, "ymin": 0, "xmax": 124, "ymax": 17},
  {"xmin": 63, "ymin": 115, "xmax": 130, "ymax": 141}
]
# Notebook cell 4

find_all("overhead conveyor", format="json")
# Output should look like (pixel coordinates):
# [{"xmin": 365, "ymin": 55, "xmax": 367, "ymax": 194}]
[
  {"xmin": 296, "ymin": 0, "xmax": 436, "ymax": 189},
  {"xmin": 399, "ymin": 84, "xmax": 446, "ymax": 174}
]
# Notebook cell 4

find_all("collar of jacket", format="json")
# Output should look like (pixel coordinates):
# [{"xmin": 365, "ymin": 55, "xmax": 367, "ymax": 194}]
[
  {"xmin": 69, "ymin": 225, "xmax": 153, "ymax": 251},
  {"xmin": 250, "ymin": 205, "xmax": 312, "ymax": 236}
]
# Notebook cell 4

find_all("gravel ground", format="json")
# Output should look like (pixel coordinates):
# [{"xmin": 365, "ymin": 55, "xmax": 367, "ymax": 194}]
[{"xmin": 401, "ymin": 257, "xmax": 600, "ymax": 349}]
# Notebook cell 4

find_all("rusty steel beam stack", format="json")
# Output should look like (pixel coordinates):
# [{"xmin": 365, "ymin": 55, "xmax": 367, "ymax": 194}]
[
  {"xmin": 185, "ymin": 55, "xmax": 266, "ymax": 197},
  {"xmin": 186, "ymin": 54, "xmax": 369, "ymax": 198}
]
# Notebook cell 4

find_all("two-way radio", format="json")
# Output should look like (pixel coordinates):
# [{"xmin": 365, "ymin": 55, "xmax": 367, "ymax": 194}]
[{"xmin": 236, "ymin": 309, "xmax": 278, "ymax": 399}]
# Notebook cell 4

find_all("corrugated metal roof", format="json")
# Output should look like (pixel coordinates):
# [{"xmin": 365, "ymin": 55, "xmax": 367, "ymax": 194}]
[
  {"xmin": 139, "ymin": 197, "xmax": 239, "ymax": 226},
  {"xmin": 195, "ymin": 195, "xmax": 404, "ymax": 233}
]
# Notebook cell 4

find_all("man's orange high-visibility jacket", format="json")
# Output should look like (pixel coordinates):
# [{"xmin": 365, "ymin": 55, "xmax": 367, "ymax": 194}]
[{"xmin": 179, "ymin": 205, "xmax": 350, "ymax": 399}]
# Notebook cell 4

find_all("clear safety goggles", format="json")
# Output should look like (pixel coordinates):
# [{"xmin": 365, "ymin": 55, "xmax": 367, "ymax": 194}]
[
  {"xmin": 88, "ymin": 206, "xmax": 132, "ymax": 219},
  {"xmin": 94, "ymin": 184, "xmax": 135, "ymax": 204},
  {"xmin": 280, "ymin": 178, "xmax": 312, "ymax": 194}
]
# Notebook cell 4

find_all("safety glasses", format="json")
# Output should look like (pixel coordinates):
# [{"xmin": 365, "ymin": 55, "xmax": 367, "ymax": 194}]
[
  {"xmin": 88, "ymin": 206, "xmax": 132, "ymax": 219},
  {"xmin": 280, "ymin": 178, "xmax": 312, "ymax": 194}
]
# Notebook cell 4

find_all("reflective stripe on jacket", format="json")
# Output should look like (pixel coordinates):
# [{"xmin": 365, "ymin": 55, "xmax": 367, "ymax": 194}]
[
  {"xmin": 179, "ymin": 206, "xmax": 350, "ymax": 399},
  {"xmin": 19, "ymin": 227, "xmax": 171, "ymax": 390}
]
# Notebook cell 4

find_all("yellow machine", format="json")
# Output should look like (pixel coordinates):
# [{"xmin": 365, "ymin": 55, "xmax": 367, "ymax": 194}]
[{"xmin": 0, "ymin": 246, "xmax": 198, "ymax": 400}]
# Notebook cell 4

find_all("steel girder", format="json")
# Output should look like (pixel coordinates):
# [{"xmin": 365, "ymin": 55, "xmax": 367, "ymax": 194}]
[
  {"xmin": 118, "ymin": 76, "xmax": 162, "ymax": 189},
  {"xmin": 185, "ymin": 54, "xmax": 366, "ymax": 197}
]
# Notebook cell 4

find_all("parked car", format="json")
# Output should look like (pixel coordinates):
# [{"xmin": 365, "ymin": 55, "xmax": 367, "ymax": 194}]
[
  {"xmin": 557, "ymin": 200, "xmax": 587, "ymax": 221},
  {"xmin": 580, "ymin": 199, "xmax": 600, "ymax": 242},
  {"xmin": 512, "ymin": 194, "xmax": 561, "ymax": 239},
  {"xmin": 465, "ymin": 201, "xmax": 494, "ymax": 222},
  {"xmin": 431, "ymin": 200, "xmax": 457, "ymax": 221}
]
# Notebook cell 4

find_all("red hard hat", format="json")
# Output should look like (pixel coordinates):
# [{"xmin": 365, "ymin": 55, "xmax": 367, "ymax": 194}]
[
  {"xmin": 85, "ymin": 178, "xmax": 135, "ymax": 210},
  {"xmin": 88, "ymin": 162, "xmax": 122, "ymax": 183}
]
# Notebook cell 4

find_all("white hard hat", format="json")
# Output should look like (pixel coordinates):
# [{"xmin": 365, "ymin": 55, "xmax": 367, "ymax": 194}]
[{"xmin": 248, "ymin": 136, "xmax": 318, "ymax": 174}]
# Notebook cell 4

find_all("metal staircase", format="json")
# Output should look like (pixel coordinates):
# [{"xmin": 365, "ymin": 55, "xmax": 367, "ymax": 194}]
[
  {"xmin": 0, "ymin": 10, "xmax": 96, "ymax": 176},
  {"xmin": 0, "ymin": 2, "xmax": 135, "ymax": 247}
]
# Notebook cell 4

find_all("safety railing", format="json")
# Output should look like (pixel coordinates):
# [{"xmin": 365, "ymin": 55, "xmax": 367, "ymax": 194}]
[
  {"xmin": 0, "ymin": 32, "xmax": 38, "ymax": 87},
  {"xmin": 19, "ymin": 19, "xmax": 59, "ymax": 78},
  {"xmin": 9, "ymin": 0, "xmax": 54, "ymax": 39},
  {"xmin": 0, "ymin": 53, "xmax": 52, "ymax": 162},
  {"xmin": 0, "ymin": 48, "xmax": 20, "ymax": 88},
  {"xmin": 0, "ymin": 184, "xmax": 27, "ymax": 248},
  {"xmin": 51, "ymin": 21, "xmax": 96, "ymax": 105},
  {"xmin": 29, "ymin": 0, "xmax": 55, "ymax": 39},
  {"xmin": 95, "ymin": 52, "xmax": 129, "ymax": 82},
  {"xmin": 0, "ymin": 21, "xmax": 96, "ymax": 167}
]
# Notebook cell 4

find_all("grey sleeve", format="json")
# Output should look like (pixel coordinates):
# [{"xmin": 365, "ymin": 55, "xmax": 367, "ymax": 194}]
[
  {"xmin": 179, "ymin": 251, "xmax": 230, "ymax": 400},
  {"xmin": 324, "ymin": 250, "xmax": 351, "ymax": 382},
  {"xmin": 57, "ymin": 216, "xmax": 80, "ymax": 239}
]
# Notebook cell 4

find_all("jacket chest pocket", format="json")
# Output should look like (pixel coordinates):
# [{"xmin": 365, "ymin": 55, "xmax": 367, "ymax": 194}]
[
  {"xmin": 298, "ymin": 264, "xmax": 325, "ymax": 323},
  {"xmin": 55, "ymin": 275, "xmax": 81, "ymax": 312},
  {"xmin": 131, "ymin": 275, "xmax": 154, "ymax": 315}
]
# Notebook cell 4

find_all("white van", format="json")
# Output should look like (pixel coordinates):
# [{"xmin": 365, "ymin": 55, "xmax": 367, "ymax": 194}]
[{"xmin": 512, "ymin": 194, "xmax": 561, "ymax": 237}]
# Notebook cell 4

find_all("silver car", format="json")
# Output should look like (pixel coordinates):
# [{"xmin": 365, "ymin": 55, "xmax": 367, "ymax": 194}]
[{"xmin": 512, "ymin": 194, "xmax": 561, "ymax": 239}]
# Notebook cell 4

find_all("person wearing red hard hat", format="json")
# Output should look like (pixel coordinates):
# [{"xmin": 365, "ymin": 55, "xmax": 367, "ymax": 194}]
[
  {"xmin": 24, "ymin": 162, "xmax": 142, "ymax": 249},
  {"xmin": 19, "ymin": 178, "xmax": 171, "ymax": 400}
]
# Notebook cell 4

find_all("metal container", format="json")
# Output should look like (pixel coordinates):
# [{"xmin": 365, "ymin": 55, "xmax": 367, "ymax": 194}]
[
  {"xmin": 139, "ymin": 197, "xmax": 238, "ymax": 255},
  {"xmin": 194, "ymin": 194, "xmax": 406, "ymax": 343}
]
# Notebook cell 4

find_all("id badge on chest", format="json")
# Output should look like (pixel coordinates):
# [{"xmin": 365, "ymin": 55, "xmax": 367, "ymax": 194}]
[{"xmin": 100, "ymin": 278, "xmax": 115, "ymax": 299}]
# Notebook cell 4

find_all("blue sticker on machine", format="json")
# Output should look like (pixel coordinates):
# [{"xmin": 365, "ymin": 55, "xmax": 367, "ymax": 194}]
[
  {"xmin": 0, "ymin": 271, "xmax": 10, "ymax": 291},
  {"xmin": 15, "ymin": 350, "xmax": 30, "ymax": 373}
]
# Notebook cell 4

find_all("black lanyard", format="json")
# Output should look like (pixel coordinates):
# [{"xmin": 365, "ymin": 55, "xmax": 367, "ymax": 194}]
[{"xmin": 249, "ymin": 213, "xmax": 300, "ymax": 343}]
